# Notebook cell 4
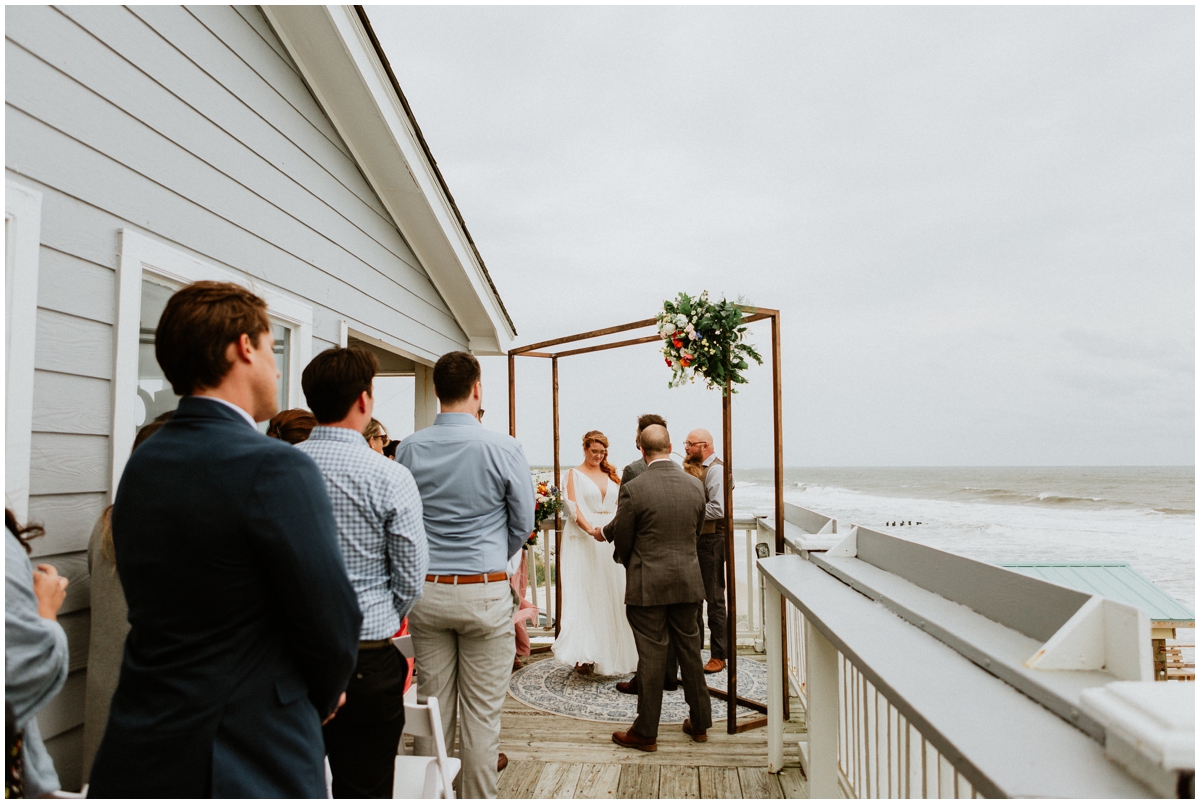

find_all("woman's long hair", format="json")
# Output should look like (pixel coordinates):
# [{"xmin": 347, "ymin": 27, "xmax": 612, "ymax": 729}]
[
  {"xmin": 4, "ymin": 509, "xmax": 44, "ymax": 555},
  {"xmin": 582, "ymin": 430, "xmax": 620, "ymax": 484}
]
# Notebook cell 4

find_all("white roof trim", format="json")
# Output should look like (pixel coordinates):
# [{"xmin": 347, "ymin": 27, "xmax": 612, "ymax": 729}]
[{"xmin": 262, "ymin": 5, "xmax": 515, "ymax": 355}]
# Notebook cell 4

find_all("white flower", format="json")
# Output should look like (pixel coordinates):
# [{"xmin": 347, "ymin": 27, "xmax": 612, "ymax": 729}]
[
  {"xmin": 688, "ymin": 330, "xmax": 698, "ymax": 340},
  {"xmin": 675, "ymin": 314, "xmax": 688, "ymax": 327}
]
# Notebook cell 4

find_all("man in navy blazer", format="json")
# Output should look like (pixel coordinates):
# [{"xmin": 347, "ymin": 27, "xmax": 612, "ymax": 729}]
[{"xmin": 89, "ymin": 282, "xmax": 362, "ymax": 798}]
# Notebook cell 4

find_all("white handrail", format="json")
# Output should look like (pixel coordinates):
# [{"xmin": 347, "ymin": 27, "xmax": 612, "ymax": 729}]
[{"xmin": 758, "ymin": 508, "xmax": 1185, "ymax": 799}]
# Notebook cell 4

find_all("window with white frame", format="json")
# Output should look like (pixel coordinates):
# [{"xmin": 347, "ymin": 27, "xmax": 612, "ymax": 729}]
[{"xmin": 114, "ymin": 230, "xmax": 312, "ymax": 488}]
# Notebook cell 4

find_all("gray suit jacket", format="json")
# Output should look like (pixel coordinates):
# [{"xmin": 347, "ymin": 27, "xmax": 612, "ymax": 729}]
[
  {"xmin": 621, "ymin": 458, "xmax": 647, "ymax": 485},
  {"xmin": 603, "ymin": 460, "xmax": 707, "ymax": 607}
]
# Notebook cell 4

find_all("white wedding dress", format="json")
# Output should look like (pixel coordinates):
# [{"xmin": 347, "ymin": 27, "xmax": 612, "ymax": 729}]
[{"xmin": 551, "ymin": 469, "xmax": 639, "ymax": 676}]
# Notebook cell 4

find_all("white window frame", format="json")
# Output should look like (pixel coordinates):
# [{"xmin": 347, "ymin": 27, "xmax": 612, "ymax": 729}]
[
  {"xmin": 112, "ymin": 229, "xmax": 313, "ymax": 490},
  {"xmin": 5, "ymin": 180, "xmax": 43, "ymax": 521}
]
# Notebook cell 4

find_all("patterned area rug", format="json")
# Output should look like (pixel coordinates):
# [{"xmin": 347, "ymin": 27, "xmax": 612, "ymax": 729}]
[{"xmin": 508, "ymin": 651, "xmax": 768, "ymax": 724}]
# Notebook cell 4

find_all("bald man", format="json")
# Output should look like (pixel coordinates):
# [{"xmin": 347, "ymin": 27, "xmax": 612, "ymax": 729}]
[{"xmin": 683, "ymin": 428, "xmax": 728, "ymax": 674}]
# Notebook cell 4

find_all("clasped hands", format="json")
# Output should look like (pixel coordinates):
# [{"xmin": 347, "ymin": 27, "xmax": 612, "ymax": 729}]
[{"xmin": 580, "ymin": 521, "xmax": 605, "ymax": 542}]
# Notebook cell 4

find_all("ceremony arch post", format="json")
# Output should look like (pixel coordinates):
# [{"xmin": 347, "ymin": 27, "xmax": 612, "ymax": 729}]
[{"xmin": 508, "ymin": 308, "xmax": 787, "ymax": 735}]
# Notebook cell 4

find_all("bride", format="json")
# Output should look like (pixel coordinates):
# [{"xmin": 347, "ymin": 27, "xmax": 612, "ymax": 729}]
[{"xmin": 552, "ymin": 430, "xmax": 639, "ymax": 676}]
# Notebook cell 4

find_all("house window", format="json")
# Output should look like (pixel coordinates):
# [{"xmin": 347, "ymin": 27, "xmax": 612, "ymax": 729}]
[
  {"xmin": 134, "ymin": 279, "xmax": 294, "ymax": 428},
  {"xmin": 114, "ymin": 230, "xmax": 313, "ymax": 489}
]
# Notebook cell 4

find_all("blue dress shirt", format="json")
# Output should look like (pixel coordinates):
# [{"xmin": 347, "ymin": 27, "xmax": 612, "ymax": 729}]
[{"xmin": 395, "ymin": 413, "xmax": 535, "ymax": 574}]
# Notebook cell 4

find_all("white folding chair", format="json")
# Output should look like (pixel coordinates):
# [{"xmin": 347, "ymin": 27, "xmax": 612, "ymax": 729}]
[{"xmin": 394, "ymin": 695, "xmax": 459, "ymax": 799}]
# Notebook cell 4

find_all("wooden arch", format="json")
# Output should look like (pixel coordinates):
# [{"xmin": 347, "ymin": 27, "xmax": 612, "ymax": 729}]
[{"xmin": 507, "ymin": 308, "xmax": 786, "ymax": 735}]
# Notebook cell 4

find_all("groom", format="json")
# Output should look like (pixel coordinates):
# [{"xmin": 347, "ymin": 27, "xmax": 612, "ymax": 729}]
[{"xmin": 601, "ymin": 424, "xmax": 712, "ymax": 751}]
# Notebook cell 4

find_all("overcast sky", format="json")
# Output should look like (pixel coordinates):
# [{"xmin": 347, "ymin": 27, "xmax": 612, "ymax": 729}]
[{"xmin": 369, "ymin": 6, "xmax": 1194, "ymax": 468}]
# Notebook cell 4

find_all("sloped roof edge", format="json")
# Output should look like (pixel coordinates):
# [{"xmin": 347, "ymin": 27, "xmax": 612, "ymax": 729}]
[
  {"xmin": 353, "ymin": 6, "xmax": 516, "ymax": 338},
  {"xmin": 262, "ymin": 5, "xmax": 516, "ymax": 355}
]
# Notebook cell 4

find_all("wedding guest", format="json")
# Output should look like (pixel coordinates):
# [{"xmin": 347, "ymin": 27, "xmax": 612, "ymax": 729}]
[
  {"xmin": 620, "ymin": 414, "xmax": 668, "ymax": 484},
  {"xmin": 267, "ymin": 407, "xmax": 318, "ymax": 445},
  {"xmin": 82, "ymin": 420, "xmax": 168, "ymax": 782},
  {"xmin": 382, "ymin": 440, "xmax": 400, "ymax": 461},
  {"xmin": 297, "ymin": 347, "xmax": 428, "ymax": 798},
  {"xmin": 363, "ymin": 418, "xmax": 389, "ymax": 454},
  {"xmin": 394, "ymin": 351, "xmax": 534, "ymax": 799},
  {"xmin": 89, "ymin": 281, "xmax": 361, "ymax": 798},
  {"xmin": 5, "ymin": 510, "xmax": 69, "ymax": 798},
  {"xmin": 684, "ymin": 428, "xmax": 729, "ymax": 674}
]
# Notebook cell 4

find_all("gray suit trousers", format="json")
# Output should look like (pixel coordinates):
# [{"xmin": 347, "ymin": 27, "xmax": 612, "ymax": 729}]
[{"xmin": 625, "ymin": 603, "xmax": 712, "ymax": 740}]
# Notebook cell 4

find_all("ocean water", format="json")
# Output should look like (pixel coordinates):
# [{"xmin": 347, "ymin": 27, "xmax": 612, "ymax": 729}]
[{"xmin": 733, "ymin": 466, "xmax": 1195, "ymax": 612}]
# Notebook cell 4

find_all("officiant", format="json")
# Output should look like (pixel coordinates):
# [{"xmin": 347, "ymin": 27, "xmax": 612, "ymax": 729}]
[{"xmin": 683, "ymin": 428, "xmax": 729, "ymax": 675}]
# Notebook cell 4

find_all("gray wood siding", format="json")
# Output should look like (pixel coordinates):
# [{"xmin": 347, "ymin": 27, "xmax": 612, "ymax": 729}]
[{"xmin": 6, "ymin": 6, "xmax": 476, "ymax": 788}]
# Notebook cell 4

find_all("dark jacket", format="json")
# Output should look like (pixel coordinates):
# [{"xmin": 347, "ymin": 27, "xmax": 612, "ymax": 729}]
[
  {"xmin": 620, "ymin": 458, "xmax": 647, "ymax": 485},
  {"xmin": 89, "ymin": 397, "xmax": 361, "ymax": 798},
  {"xmin": 603, "ymin": 459, "xmax": 707, "ymax": 607}
]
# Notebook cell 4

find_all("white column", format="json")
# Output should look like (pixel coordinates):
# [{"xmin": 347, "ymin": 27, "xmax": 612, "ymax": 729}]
[
  {"xmin": 413, "ymin": 363, "xmax": 439, "ymax": 431},
  {"xmin": 766, "ymin": 578, "xmax": 785, "ymax": 773},
  {"xmin": 805, "ymin": 617, "xmax": 840, "ymax": 798}
]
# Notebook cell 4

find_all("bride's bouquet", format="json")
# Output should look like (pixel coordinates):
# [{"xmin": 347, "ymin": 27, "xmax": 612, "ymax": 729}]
[
  {"xmin": 530, "ymin": 479, "xmax": 563, "ymax": 545},
  {"xmin": 658, "ymin": 290, "xmax": 763, "ymax": 394}
]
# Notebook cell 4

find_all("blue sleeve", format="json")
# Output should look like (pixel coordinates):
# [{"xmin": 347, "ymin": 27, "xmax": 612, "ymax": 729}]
[
  {"xmin": 246, "ymin": 450, "xmax": 362, "ymax": 718},
  {"xmin": 503, "ymin": 442, "xmax": 536, "ymax": 560},
  {"xmin": 385, "ymin": 471, "xmax": 429, "ymax": 622},
  {"xmin": 4, "ymin": 533, "xmax": 69, "ymax": 730}
]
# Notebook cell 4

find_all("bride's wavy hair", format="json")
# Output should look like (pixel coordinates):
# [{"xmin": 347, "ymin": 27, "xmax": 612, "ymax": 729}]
[{"xmin": 582, "ymin": 430, "xmax": 620, "ymax": 484}]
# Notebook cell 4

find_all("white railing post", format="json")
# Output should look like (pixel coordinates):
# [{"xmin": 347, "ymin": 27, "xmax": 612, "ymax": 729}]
[
  {"xmin": 805, "ymin": 617, "xmax": 840, "ymax": 798},
  {"xmin": 765, "ymin": 577, "xmax": 785, "ymax": 773}
]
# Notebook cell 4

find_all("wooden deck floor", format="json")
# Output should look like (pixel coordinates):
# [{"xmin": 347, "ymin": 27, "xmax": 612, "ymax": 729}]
[{"xmin": 496, "ymin": 650, "xmax": 809, "ymax": 798}]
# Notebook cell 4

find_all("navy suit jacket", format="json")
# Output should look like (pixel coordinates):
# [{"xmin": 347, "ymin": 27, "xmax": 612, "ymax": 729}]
[{"xmin": 89, "ymin": 397, "xmax": 362, "ymax": 798}]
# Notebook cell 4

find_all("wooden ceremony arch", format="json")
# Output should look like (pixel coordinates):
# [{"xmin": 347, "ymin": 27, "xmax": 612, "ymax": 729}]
[{"xmin": 507, "ymin": 307, "xmax": 787, "ymax": 735}]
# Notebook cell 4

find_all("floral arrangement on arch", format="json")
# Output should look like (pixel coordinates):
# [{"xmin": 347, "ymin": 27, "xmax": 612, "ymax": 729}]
[
  {"xmin": 658, "ymin": 291, "xmax": 763, "ymax": 394},
  {"xmin": 529, "ymin": 478, "xmax": 563, "ymax": 545}
]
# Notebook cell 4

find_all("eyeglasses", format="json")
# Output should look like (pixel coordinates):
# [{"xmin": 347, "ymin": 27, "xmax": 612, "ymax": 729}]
[
  {"xmin": 683, "ymin": 441, "xmax": 709, "ymax": 448},
  {"xmin": 369, "ymin": 433, "xmax": 390, "ymax": 446}
]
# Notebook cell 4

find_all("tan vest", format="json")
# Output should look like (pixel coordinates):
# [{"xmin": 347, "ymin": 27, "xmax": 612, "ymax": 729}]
[{"xmin": 700, "ymin": 457, "xmax": 724, "ymax": 534}]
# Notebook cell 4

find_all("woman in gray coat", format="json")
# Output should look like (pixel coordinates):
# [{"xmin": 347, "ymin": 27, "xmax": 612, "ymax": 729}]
[{"xmin": 4, "ymin": 510, "xmax": 70, "ymax": 797}]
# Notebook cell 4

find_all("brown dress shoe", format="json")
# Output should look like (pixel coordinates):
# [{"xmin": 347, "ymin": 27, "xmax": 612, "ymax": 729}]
[
  {"xmin": 703, "ymin": 657, "xmax": 726, "ymax": 674},
  {"xmin": 612, "ymin": 729, "xmax": 657, "ymax": 752},
  {"xmin": 615, "ymin": 676, "xmax": 638, "ymax": 695},
  {"xmin": 682, "ymin": 718, "xmax": 708, "ymax": 742},
  {"xmin": 497, "ymin": 752, "xmax": 508, "ymax": 772}
]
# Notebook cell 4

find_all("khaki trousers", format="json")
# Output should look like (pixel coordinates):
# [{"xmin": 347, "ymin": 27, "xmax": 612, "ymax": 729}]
[{"xmin": 409, "ymin": 579, "xmax": 518, "ymax": 799}]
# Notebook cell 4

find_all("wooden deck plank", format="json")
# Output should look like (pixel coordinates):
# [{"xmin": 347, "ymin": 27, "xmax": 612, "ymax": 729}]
[
  {"xmin": 617, "ymin": 764, "xmax": 661, "ymax": 799},
  {"xmin": 659, "ymin": 765, "xmax": 700, "ymax": 799},
  {"xmin": 575, "ymin": 763, "xmax": 622, "ymax": 799},
  {"xmin": 699, "ymin": 766, "xmax": 743, "ymax": 799},
  {"xmin": 739, "ymin": 766, "xmax": 784, "ymax": 798},
  {"xmin": 496, "ymin": 759, "xmax": 544, "ymax": 799},
  {"xmin": 532, "ymin": 762, "xmax": 584, "ymax": 799},
  {"xmin": 776, "ymin": 767, "xmax": 809, "ymax": 799}
]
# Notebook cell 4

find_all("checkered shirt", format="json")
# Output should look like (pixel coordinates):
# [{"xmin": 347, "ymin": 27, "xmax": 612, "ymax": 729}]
[{"xmin": 296, "ymin": 426, "xmax": 428, "ymax": 639}]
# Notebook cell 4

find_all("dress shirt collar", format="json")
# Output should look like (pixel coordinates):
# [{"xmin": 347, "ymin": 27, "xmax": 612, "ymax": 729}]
[
  {"xmin": 307, "ymin": 425, "xmax": 371, "ymax": 446},
  {"xmin": 647, "ymin": 456, "xmax": 674, "ymax": 467},
  {"xmin": 434, "ymin": 412, "xmax": 481, "ymax": 427},
  {"xmin": 190, "ymin": 395, "xmax": 257, "ymax": 429},
  {"xmin": 703, "ymin": 452, "xmax": 718, "ymax": 467}
]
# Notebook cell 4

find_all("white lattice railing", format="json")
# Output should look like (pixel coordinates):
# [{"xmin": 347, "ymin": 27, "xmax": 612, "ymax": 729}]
[{"xmin": 759, "ymin": 512, "xmax": 1187, "ymax": 799}]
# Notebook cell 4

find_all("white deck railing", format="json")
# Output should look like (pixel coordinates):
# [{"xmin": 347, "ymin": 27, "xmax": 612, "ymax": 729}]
[{"xmin": 758, "ymin": 509, "xmax": 1195, "ymax": 799}]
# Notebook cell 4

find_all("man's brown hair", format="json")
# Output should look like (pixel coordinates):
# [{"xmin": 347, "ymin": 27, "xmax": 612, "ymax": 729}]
[
  {"xmin": 636, "ymin": 413, "xmax": 667, "ymax": 433},
  {"xmin": 302, "ymin": 347, "xmax": 378, "ymax": 424},
  {"xmin": 433, "ymin": 351, "xmax": 481, "ymax": 404},
  {"xmin": 155, "ymin": 281, "xmax": 271, "ymax": 396}
]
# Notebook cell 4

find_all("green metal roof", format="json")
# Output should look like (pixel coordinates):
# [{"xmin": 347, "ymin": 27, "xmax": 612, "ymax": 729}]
[{"xmin": 997, "ymin": 562, "xmax": 1194, "ymax": 624}]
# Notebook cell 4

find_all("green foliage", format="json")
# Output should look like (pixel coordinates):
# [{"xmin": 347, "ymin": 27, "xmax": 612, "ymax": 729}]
[{"xmin": 657, "ymin": 291, "xmax": 764, "ymax": 395}]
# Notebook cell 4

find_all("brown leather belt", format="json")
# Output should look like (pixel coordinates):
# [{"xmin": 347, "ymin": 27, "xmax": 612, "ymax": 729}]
[
  {"xmin": 359, "ymin": 639, "xmax": 393, "ymax": 650},
  {"xmin": 425, "ymin": 571, "xmax": 507, "ymax": 585}
]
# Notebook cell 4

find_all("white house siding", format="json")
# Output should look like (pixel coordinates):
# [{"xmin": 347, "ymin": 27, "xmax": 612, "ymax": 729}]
[{"xmin": 5, "ymin": 5, "xmax": 470, "ymax": 788}]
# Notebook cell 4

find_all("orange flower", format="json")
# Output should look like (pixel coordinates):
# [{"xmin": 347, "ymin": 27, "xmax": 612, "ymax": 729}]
[{"xmin": 672, "ymin": 338, "xmax": 683, "ymax": 348}]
